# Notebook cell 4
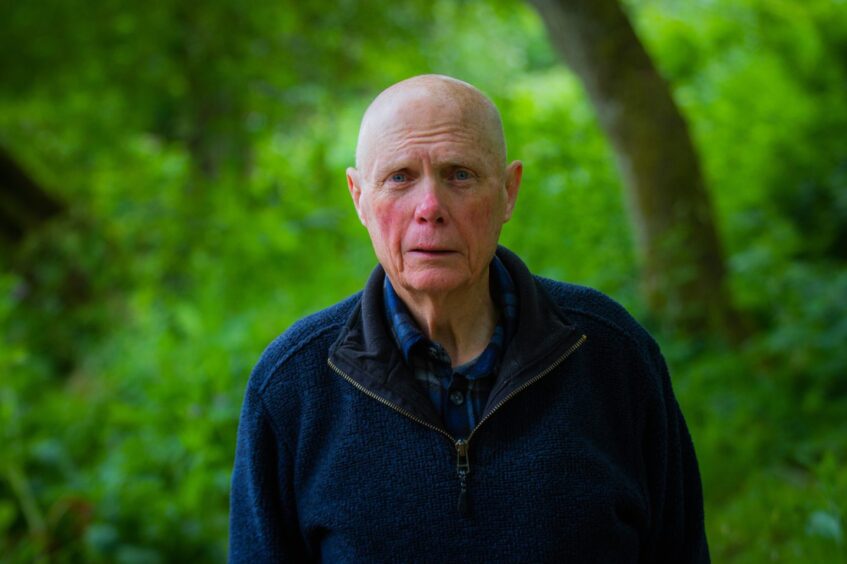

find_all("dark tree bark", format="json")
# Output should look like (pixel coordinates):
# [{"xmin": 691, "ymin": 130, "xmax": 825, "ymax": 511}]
[
  {"xmin": 175, "ymin": 4, "xmax": 252, "ymax": 188},
  {"xmin": 529, "ymin": 0, "xmax": 743, "ymax": 335},
  {"xmin": 0, "ymin": 147, "xmax": 64, "ymax": 245}
]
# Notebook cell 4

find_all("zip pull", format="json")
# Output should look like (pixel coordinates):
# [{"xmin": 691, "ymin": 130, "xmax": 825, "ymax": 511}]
[{"xmin": 455, "ymin": 439, "xmax": 470, "ymax": 517}]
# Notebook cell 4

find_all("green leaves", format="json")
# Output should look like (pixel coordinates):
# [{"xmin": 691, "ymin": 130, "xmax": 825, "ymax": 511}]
[{"xmin": 1, "ymin": 0, "xmax": 846, "ymax": 560}]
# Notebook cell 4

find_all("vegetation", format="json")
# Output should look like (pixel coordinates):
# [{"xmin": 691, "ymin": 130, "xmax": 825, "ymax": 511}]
[{"xmin": 1, "ymin": 0, "xmax": 845, "ymax": 561}]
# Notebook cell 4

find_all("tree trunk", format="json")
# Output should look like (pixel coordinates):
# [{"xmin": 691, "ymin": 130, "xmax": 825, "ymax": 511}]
[{"xmin": 529, "ymin": 0, "xmax": 742, "ymax": 335}]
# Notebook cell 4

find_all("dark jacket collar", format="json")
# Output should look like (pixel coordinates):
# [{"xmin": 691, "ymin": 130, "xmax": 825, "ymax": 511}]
[{"xmin": 328, "ymin": 246, "xmax": 581, "ymax": 431}]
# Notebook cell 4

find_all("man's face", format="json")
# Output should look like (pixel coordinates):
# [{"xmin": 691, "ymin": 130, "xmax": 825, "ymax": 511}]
[{"xmin": 347, "ymin": 91, "xmax": 521, "ymax": 299}]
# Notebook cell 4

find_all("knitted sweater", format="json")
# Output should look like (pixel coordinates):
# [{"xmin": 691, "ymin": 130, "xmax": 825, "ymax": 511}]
[{"xmin": 229, "ymin": 247, "xmax": 709, "ymax": 563}]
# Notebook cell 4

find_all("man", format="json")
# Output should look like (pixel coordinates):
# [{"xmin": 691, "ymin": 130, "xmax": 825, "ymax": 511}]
[{"xmin": 230, "ymin": 75, "xmax": 709, "ymax": 562}]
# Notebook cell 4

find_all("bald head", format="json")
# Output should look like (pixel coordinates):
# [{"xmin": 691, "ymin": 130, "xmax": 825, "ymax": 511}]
[
  {"xmin": 345, "ymin": 74, "xmax": 523, "ymax": 302},
  {"xmin": 355, "ymin": 75, "xmax": 507, "ymax": 173}
]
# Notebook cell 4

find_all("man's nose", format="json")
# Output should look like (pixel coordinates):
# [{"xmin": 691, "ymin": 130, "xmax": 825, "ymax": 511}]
[{"xmin": 414, "ymin": 177, "xmax": 446, "ymax": 225}]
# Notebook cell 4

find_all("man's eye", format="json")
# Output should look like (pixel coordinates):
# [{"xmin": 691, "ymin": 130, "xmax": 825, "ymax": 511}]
[
  {"xmin": 453, "ymin": 169, "xmax": 473, "ymax": 181},
  {"xmin": 389, "ymin": 172, "xmax": 408, "ymax": 183}
]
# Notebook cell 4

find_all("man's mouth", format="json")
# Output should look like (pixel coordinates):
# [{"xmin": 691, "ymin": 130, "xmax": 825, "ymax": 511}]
[{"xmin": 410, "ymin": 248, "xmax": 455, "ymax": 255}]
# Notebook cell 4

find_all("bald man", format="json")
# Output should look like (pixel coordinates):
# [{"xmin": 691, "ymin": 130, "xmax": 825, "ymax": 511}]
[{"xmin": 230, "ymin": 75, "xmax": 709, "ymax": 562}]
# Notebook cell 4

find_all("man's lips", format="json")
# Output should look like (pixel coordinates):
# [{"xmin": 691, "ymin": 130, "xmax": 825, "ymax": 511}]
[{"xmin": 408, "ymin": 248, "xmax": 456, "ymax": 255}]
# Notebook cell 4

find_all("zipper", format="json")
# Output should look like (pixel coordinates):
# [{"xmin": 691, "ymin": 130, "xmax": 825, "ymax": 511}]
[
  {"xmin": 327, "ymin": 333, "xmax": 587, "ymax": 516},
  {"xmin": 467, "ymin": 334, "xmax": 587, "ymax": 443},
  {"xmin": 327, "ymin": 358, "xmax": 455, "ymax": 442},
  {"xmin": 455, "ymin": 439, "xmax": 470, "ymax": 516}
]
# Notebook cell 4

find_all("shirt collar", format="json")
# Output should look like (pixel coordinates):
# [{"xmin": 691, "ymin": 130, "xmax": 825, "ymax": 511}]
[{"xmin": 383, "ymin": 255, "xmax": 518, "ymax": 365}]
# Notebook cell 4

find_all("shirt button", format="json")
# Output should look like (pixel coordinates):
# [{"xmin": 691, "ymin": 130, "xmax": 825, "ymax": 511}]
[{"xmin": 449, "ymin": 390, "xmax": 465, "ymax": 405}]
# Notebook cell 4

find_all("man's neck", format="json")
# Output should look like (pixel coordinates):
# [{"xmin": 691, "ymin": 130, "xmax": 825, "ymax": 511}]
[{"xmin": 392, "ymin": 270, "xmax": 497, "ymax": 367}]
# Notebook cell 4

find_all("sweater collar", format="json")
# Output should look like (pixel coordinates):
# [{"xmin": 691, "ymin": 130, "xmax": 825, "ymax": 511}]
[{"xmin": 328, "ymin": 246, "xmax": 581, "ymax": 428}]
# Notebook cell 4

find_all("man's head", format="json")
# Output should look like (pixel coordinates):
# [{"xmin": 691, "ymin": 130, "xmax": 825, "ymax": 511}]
[{"xmin": 347, "ymin": 74, "xmax": 522, "ymax": 300}]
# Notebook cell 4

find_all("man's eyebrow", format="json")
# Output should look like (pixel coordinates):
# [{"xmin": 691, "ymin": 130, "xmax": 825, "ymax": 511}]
[
  {"xmin": 442, "ymin": 160, "xmax": 478, "ymax": 168},
  {"xmin": 371, "ymin": 159, "xmax": 411, "ymax": 175},
  {"xmin": 438, "ymin": 154, "xmax": 487, "ymax": 172}
]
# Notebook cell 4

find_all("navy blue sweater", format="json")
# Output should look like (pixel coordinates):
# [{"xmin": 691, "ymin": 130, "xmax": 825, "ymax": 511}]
[{"xmin": 229, "ymin": 248, "xmax": 709, "ymax": 562}]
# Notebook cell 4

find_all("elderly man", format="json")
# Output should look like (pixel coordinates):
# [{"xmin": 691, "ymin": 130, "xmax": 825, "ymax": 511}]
[{"xmin": 229, "ymin": 75, "xmax": 709, "ymax": 562}]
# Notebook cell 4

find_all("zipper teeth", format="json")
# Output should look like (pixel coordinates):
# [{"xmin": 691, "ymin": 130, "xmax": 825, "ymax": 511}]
[
  {"xmin": 327, "ymin": 358, "xmax": 456, "ymax": 443},
  {"xmin": 467, "ymin": 334, "xmax": 587, "ymax": 443},
  {"xmin": 328, "ymin": 333, "xmax": 587, "ymax": 447}
]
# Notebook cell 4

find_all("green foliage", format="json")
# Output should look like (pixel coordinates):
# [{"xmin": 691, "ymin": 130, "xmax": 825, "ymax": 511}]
[
  {"xmin": 1, "ymin": 0, "xmax": 845, "ymax": 560},
  {"xmin": 664, "ymin": 264, "xmax": 847, "ymax": 560}
]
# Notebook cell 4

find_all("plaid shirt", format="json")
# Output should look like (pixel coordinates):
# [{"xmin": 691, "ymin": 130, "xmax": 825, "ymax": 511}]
[{"xmin": 384, "ymin": 256, "xmax": 518, "ymax": 439}]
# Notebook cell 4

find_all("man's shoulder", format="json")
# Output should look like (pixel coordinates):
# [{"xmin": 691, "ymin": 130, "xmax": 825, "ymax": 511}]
[
  {"xmin": 249, "ymin": 292, "xmax": 362, "ymax": 393},
  {"xmin": 535, "ymin": 276, "xmax": 656, "ymax": 349},
  {"xmin": 497, "ymin": 246, "xmax": 657, "ymax": 351}
]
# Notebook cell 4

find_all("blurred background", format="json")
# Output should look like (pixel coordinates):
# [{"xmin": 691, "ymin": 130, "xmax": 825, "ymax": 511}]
[{"xmin": 1, "ymin": 0, "xmax": 845, "ymax": 561}]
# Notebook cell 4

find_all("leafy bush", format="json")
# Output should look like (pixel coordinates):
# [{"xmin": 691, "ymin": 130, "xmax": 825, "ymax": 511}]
[{"xmin": 2, "ymin": 0, "xmax": 845, "ymax": 560}]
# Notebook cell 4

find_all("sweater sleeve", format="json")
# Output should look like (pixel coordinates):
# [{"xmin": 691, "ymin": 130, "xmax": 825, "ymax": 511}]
[
  {"xmin": 642, "ymin": 341, "xmax": 710, "ymax": 563},
  {"xmin": 229, "ymin": 380, "xmax": 307, "ymax": 563}
]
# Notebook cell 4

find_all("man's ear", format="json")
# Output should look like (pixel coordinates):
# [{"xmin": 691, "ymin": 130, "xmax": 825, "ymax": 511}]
[
  {"xmin": 346, "ymin": 167, "xmax": 367, "ymax": 226},
  {"xmin": 503, "ymin": 160, "xmax": 523, "ymax": 223}
]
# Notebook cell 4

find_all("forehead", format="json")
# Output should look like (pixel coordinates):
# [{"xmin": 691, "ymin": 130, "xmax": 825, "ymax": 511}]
[{"xmin": 361, "ymin": 93, "xmax": 499, "ymax": 173}]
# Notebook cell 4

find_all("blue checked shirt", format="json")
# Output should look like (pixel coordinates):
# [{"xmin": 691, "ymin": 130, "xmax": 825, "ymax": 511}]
[{"xmin": 384, "ymin": 257, "xmax": 518, "ymax": 439}]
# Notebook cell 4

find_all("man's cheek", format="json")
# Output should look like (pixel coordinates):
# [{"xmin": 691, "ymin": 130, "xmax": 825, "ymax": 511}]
[
  {"xmin": 372, "ymin": 216, "xmax": 402, "ymax": 253},
  {"xmin": 374, "ymin": 204, "xmax": 402, "ymax": 234},
  {"xmin": 466, "ymin": 202, "xmax": 496, "ymax": 229}
]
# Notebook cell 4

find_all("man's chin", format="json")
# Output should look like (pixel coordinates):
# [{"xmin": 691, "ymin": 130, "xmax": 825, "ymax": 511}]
[{"xmin": 397, "ymin": 269, "xmax": 469, "ymax": 296}]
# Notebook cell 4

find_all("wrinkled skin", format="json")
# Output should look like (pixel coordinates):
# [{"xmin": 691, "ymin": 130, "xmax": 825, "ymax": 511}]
[{"xmin": 346, "ymin": 75, "xmax": 522, "ymax": 363}]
